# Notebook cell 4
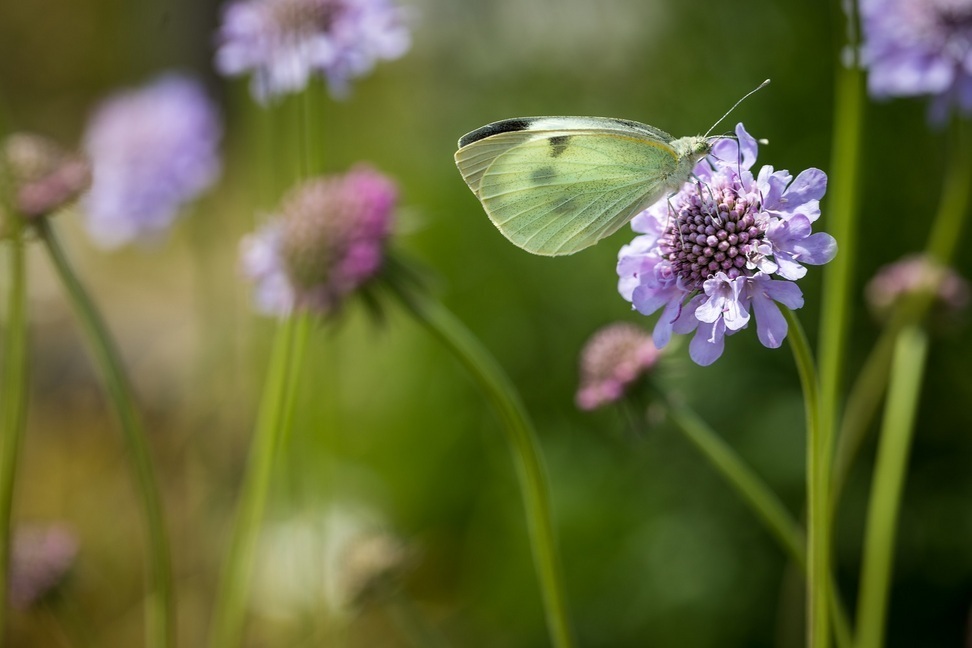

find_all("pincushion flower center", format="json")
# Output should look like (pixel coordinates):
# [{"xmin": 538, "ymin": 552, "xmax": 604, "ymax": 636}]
[
  {"xmin": 272, "ymin": 0, "xmax": 342, "ymax": 35},
  {"xmin": 660, "ymin": 182, "xmax": 766, "ymax": 291}
]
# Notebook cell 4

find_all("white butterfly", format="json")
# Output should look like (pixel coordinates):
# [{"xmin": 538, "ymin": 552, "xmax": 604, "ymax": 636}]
[{"xmin": 454, "ymin": 81, "xmax": 768, "ymax": 257}]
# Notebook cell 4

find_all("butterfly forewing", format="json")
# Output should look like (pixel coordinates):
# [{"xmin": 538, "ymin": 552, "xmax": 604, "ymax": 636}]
[{"xmin": 473, "ymin": 129, "xmax": 679, "ymax": 255}]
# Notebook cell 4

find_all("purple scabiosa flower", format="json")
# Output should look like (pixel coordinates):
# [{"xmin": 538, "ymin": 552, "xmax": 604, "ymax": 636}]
[
  {"xmin": 1, "ymin": 133, "xmax": 91, "ymax": 219},
  {"xmin": 82, "ymin": 74, "xmax": 222, "ymax": 248},
  {"xmin": 575, "ymin": 322, "xmax": 661, "ymax": 411},
  {"xmin": 860, "ymin": 0, "xmax": 972, "ymax": 122},
  {"xmin": 215, "ymin": 0, "xmax": 411, "ymax": 102},
  {"xmin": 240, "ymin": 165, "xmax": 396, "ymax": 316},
  {"xmin": 7, "ymin": 523, "xmax": 79, "ymax": 609},
  {"xmin": 617, "ymin": 123, "xmax": 837, "ymax": 366},
  {"xmin": 866, "ymin": 253, "xmax": 970, "ymax": 316}
]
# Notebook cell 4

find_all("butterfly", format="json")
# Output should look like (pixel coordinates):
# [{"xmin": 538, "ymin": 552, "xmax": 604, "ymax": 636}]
[{"xmin": 454, "ymin": 81, "xmax": 768, "ymax": 257}]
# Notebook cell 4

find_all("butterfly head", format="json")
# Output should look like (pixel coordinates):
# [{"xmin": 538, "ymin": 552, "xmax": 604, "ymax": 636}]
[{"xmin": 672, "ymin": 135, "xmax": 712, "ymax": 165}]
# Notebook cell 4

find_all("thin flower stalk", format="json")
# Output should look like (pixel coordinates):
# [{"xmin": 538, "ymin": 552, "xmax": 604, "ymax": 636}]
[
  {"xmin": 0, "ymin": 224, "xmax": 29, "ymax": 637},
  {"xmin": 662, "ymin": 399, "xmax": 806, "ymax": 569},
  {"xmin": 926, "ymin": 119, "xmax": 972, "ymax": 264},
  {"xmin": 394, "ymin": 287, "xmax": 574, "ymax": 648},
  {"xmin": 854, "ymin": 325, "xmax": 928, "ymax": 648},
  {"xmin": 36, "ymin": 219, "xmax": 174, "ymax": 648},
  {"xmin": 662, "ymin": 394, "xmax": 853, "ymax": 648},
  {"xmin": 834, "ymin": 120, "xmax": 971, "ymax": 510},
  {"xmin": 209, "ymin": 312, "xmax": 309, "ymax": 648},
  {"xmin": 783, "ymin": 307, "xmax": 830, "ymax": 648}
]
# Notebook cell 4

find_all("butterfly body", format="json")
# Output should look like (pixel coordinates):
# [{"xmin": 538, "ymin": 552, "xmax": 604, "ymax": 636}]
[{"xmin": 455, "ymin": 116, "xmax": 712, "ymax": 256}]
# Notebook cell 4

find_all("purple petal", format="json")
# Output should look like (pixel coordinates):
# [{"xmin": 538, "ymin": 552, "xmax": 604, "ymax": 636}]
[
  {"xmin": 784, "ymin": 168, "xmax": 828, "ymax": 205},
  {"xmin": 698, "ymin": 273, "xmax": 750, "ymax": 331},
  {"xmin": 688, "ymin": 320, "xmax": 726, "ymax": 366},
  {"xmin": 652, "ymin": 298, "xmax": 684, "ymax": 348},
  {"xmin": 759, "ymin": 277, "xmax": 805, "ymax": 309},
  {"xmin": 751, "ymin": 290, "xmax": 788, "ymax": 348}
]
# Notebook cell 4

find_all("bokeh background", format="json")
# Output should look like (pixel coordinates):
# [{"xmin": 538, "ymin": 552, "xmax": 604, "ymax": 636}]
[{"xmin": 1, "ymin": 0, "xmax": 971, "ymax": 646}]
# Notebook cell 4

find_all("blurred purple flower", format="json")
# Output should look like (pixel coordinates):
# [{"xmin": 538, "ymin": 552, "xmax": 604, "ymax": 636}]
[
  {"xmin": 575, "ymin": 322, "xmax": 660, "ymax": 411},
  {"xmin": 240, "ymin": 165, "xmax": 396, "ymax": 316},
  {"xmin": 617, "ymin": 123, "xmax": 837, "ymax": 366},
  {"xmin": 866, "ymin": 253, "xmax": 970, "ymax": 316},
  {"xmin": 82, "ymin": 75, "xmax": 222, "ymax": 249},
  {"xmin": 215, "ymin": 0, "xmax": 411, "ymax": 102},
  {"xmin": 860, "ymin": 0, "xmax": 972, "ymax": 122},
  {"xmin": 8, "ymin": 523, "xmax": 78, "ymax": 609}
]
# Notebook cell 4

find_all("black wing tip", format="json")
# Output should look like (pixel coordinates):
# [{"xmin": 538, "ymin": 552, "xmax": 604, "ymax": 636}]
[{"xmin": 458, "ymin": 118, "xmax": 534, "ymax": 148}]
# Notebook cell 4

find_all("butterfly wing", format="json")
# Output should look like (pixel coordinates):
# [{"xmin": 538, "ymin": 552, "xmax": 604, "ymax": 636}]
[{"xmin": 455, "ymin": 117, "xmax": 680, "ymax": 256}]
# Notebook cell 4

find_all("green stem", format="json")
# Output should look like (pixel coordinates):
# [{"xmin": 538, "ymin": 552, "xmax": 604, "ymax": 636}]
[
  {"xmin": 853, "ymin": 326, "xmax": 927, "ymax": 648},
  {"xmin": 926, "ymin": 119, "xmax": 971, "ymax": 264},
  {"xmin": 784, "ymin": 308, "xmax": 829, "ymax": 648},
  {"xmin": 833, "ymin": 118, "xmax": 971, "ymax": 517},
  {"xmin": 37, "ymin": 219, "xmax": 173, "ymax": 648},
  {"xmin": 663, "ymin": 399, "xmax": 806, "ymax": 569},
  {"xmin": 208, "ymin": 313, "xmax": 309, "ymax": 647},
  {"xmin": 0, "ymin": 227, "xmax": 30, "ymax": 640},
  {"xmin": 395, "ymin": 290, "xmax": 574, "ymax": 648},
  {"xmin": 662, "ymin": 394, "xmax": 853, "ymax": 648}
]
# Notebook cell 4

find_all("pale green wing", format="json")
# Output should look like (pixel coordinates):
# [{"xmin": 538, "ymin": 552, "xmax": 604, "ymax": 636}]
[
  {"xmin": 455, "ymin": 116, "xmax": 674, "ymax": 197},
  {"xmin": 475, "ymin": 131, "xmax": 678, "ymax": 256}
]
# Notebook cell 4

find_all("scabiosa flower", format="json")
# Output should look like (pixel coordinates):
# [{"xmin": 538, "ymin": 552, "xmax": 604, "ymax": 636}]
[
  {"xmin": 82, "ymin": 74, "xmax": 222, "ymax": 248},
  {"xmin": 617, "ymin": 123, "xmax": 837, "ymax": 366},
  {"xmin": 215, "ymin": 0, "xmax": 411, "ymax": 102},
  {"xmin": 240, "ymin": 165, "xmax": 396, "ymax": 316},
  {"xmin": 866, "ymin": 253, "xmax": 970, "ymax": 316},
  {"xmin": 860, "ymin": 0, "xmax": 972, "ymax": 122},
  {"xmin": 1, "ymin": 133, "xmax": 90, "ymax": 219},
  {"xmin": 575, "ymin": 322, "xmax": 661, "ymax": 411},
  {"xmin": 7, "ymin": 523, "xmax": 79, "ymax": 609}
]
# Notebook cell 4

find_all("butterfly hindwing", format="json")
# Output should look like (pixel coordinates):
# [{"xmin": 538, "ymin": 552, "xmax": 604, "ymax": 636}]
[{"xmin": 460, "ymin": 123, "xmax": 679, "ymax": 256}]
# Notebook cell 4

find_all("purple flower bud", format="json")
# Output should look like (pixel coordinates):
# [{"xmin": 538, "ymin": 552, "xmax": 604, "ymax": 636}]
[
  {"xmin": 576, "ymin": 322, "xmax": 661, "ymax": 410},
  {"xmin": 1, "ymin": 133, "xmax": 90, "ymax": 220},
  {"xmin": 240, "ymin": 165, "xmax": 397, "ymax": 316},
  {"xmin": 866, "ymin": 253, "xmax": 970, "ymax": 317},
  {"xmin": 7, "ymin": 523, "xmax": 79, "ymax": 609}
]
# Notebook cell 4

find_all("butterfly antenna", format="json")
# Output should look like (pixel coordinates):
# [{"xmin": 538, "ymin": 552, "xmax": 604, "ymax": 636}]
[{"xmin": 703, "ymin": 79, "xmax": 770, "ymax": 139}]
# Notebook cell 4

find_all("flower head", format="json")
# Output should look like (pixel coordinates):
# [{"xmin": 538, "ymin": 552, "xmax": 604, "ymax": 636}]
[
  {"xmin": 866, "ymin": 253, "xmax": 970, "ymax": 317},
  {"xmin": 8, "ymin": 523, "xmax": 79, "ymax": 609},
  {"xmin": 576, "ymin": 322, "xmax": 661, "ymax": 410},
  {"xmin": 617, "ymin": 123, "xmax": 837, "ymax": 366},
  {"xmin": 241, "ymin": 165, "xmax": 396, "ymax": 316},
  {"xmin": 82, "ymin": 74, "xmax": 222, "ymax": 248},
  {"xmin": 860, "ymin": 0, "xmax": 972, "ymax": 122},
  {"xmin": 1, "ymin": 133, "xmax": 90, "ymax": 220},
  {"xmin": 215, "ymin": 0, "xmax": 411, "ymax": 102}
]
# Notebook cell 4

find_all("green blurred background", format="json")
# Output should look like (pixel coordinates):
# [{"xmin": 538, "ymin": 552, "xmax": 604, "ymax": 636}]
[{"xmin": 1, "ymin": 0, "xmax": 971, "ymax": 646}]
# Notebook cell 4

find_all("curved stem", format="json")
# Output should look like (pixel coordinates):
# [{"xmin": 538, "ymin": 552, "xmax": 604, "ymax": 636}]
[
  {"xmin": 0, "ymin": 227, "xmax": 30, "ymax": 639},
  {"xmin": 209, "ymin": 313, "xmax": 309, "ymax": 647},
  {"xmin": 661, "ymin": 393, "xmax": 853, "ymax": 648},
  {"xmin": 784, "ymin": 308, "xmax": 829, "ymax": 648},
  {"xmin": 854, "ymin": 326, "xmax": 927, "ymax": 648},
  {"xmin": 396, "ymin": 289, "xmax": 574, "ymax": 648},
  {"xmin": 663, "ymin": 399, "xmax": 806, "ymax": 569},
  {"xmin": 37, "ymin": 219, "xmax": 174, "ymax": 648}
]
